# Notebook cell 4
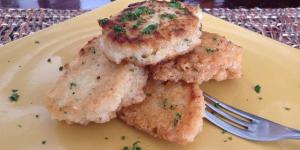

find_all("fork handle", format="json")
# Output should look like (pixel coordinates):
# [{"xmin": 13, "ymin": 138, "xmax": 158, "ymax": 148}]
[{"xmin": 287, "ymin": 129, "xmax": 300, "ymax": 140}]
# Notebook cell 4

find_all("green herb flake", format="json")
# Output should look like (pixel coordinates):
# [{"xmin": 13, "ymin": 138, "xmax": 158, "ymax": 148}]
[
  {"xmin": 121, "ymin": 136, "xmax": 126, "ymax": 140},
  {"xmin": 113, "ymin": 25, "xmax": 125, "ymax": 34},
  {"xmin": 161, "ymin": 13, "xmax": 176, "ymax": 20},
  {"xmin": 18, "ymin": 124, "xmax": 22, "ymax": 128},
  {"xmin": 70, "ymin": 82, "xmax": 77, "ymax": 90},
  {"xmin": 258, "ymin": 97, "xmax": 263, "ymax": 100},
  {"xmin": 89, "ymin": 47, "xmax": 96, "ymax": 54},
  {"xmin": 59, "ymin": 66, "xmax": 64, "ymax": 71},
  {"xmin": 173, "ymin": 112, "xmax": 182, "ymax": 128},
  {"xmin": 206, "ymin": 48, "xmax": 218, "ymax": 53},
  {"xmin": 123, "ymin": 146, "xmax": 130, "ymax": 150},
  {"xmin": 42, "ymin": 140, "xmax": 46, "ymax": 144},
  {"xmin": 142, "ymin": 24, "xmax": 158, "ymax": 34},
  {"xmin": 121, "ymin": 12, "xmax": 138, "ymax": 23},
  {"xmin": 170, "ymin": 104, "xmax": 177, "ymax": 110},
  {"xmin": 98, "ymin": 18, "xmax": 109, "ymax": 26},
  {"xmin": 169, "ymin": 0, "xmax": 182, "ymax": 9},
  {"xmin": 34, "ymin": 41, "xmax": 40, "ymax": 44},
  {"xmin": 228, "ymin": 137, "xmax": 233, "ymax": 141},
  {"xmin": 135, "ymin": 6, "xmax": 155, "ymax": 16},
  {"xmin": 254, "ymin": 84, "xmax": 261, "ymax": 93},
  {"xmin": 284, "ymin": 107, "xmax": 291, "ymax": 111},
  {"xmin": 162, "ymin": 98, "xmax": 169, "ymax": 109},
  {"xmin": 214, "ymin": 103, "xmax": 221, "ymax": 108},
  {"xmin": 133, "ymin": 141, "xmax": 141, "ymax": 150},
  {"xmin": 12, "ymin": 89, "xmax": 18, "ymax": 92},
  {"xmin": 132, "ymin": 19, "xmax": 144, "ymax": 29},
  {"xmin": 9, "ymin": 90, "xmax": 20, "ymax": 102}
]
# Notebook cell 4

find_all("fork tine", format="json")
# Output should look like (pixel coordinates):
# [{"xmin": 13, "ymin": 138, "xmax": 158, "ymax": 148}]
[
  {"xmin": 205, "ymin": 102, "xmax": 251, "ymax": 128},
  {"xmin": 204, "ymin": 92, "xmax": 259, "ymax": 120},
  {"xmin": 205, "ymin": 111, "xmax": 257, "ymax": 140},
  {"xmin": 205, "ymin": 111, "xmax": 254, "ymax": 138}
]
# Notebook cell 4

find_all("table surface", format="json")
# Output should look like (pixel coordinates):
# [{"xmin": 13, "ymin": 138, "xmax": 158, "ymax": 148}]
[
  {"xmin": 0, "ymin": 1, "xmax": 299, "ymax": 49},
  {"xmin": 0, "ymin": 0, "xmax": 300, "ymax": 9}
]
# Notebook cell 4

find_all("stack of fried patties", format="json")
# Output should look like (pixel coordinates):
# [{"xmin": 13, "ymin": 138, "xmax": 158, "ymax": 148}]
[{"xmin": 47, "ymin": 0, "xmax": 242, "ymax": 145}]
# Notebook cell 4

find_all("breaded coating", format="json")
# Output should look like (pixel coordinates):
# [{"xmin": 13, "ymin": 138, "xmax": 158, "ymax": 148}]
[
  {"xmin": 118, "ymin": 80, "xmax": 205, "ymax": 144},
  {"xmin": 98, "ymin": 0, "xmax": 202, "ymax": 66},
  {"xmin": 151, "ymin": 32, "xmax": 242, "ymax": 84},
  {"xmin": 46, "ymin": 37, "xmax": 148, "ymax": 125}
]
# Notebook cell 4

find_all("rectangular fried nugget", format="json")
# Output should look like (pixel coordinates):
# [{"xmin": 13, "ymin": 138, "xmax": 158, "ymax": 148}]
[
  {"xmin": 118, "ymin": 80, "xmax": 205, "ymax": 144},
  {"xmin": 151, "ymin": 31, "xmax": 242, "ymax": 84}
]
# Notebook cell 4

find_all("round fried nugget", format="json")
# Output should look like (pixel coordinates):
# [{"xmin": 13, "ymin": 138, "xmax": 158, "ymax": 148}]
[
  {"xmin": 98, "ymin": 0, "xmax": 202, "ymax": 66},
  {"xmin": 151, "ymin": 32, "xmax": 242, "ymax": 84},
  {"xmin": 47, "ymin": 38, "xmax": 148, "ymax": 125},
  {"xmin": 118, "ymin": 80, "xmax": 205, "ymax": 144}
]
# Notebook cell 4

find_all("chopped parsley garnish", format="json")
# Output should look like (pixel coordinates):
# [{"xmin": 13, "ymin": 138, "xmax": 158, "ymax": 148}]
[
  {"xmin": 162, "ymin": 98, "xmax": 169, "ymax": 109},
  {"xmin": 47, "ymin": 58, "xmax": 51, "ymax": 63},
  {"xmin": 89, "ymin": 47, "xmax": 96, "ymax": 54},
  {"xmin": 258, "ymin": 97, "xmax": 263, "ymax": 100},
  {"xmin": 170, "ymin": 104, "xmax": 177, "ymax": 110},
  {"xmin": 135, "ymin": 6, "xmax": 155, "ymax": 16},
  {"xmin": 9, "ymin": 89, "xmax": 20, "ymax": 102},
  {"xmin": 96, "ymin": 76, "xmax": 101, "ymax": 80},
  {"xmin": 132, "ymin": 19, "xmax": 144, "ymax": 29},
  {"xmin": 70, "ymin": 82, "xmax": 77, "ymax": 90},
  {"xmin": 254, "ymin": 85, "xmax": 261, "ymax": 93},
  {"xmin": 121, "ymin": 7, "xmax": 154, "ymax": 23},
  {"xmin": 98, "ymin": 18, "xmax": 109, "ymax": 26},
  {"xmin": 142, "ymin": 24, "xmax": 158, "ymax": 34},
  {"xmin": 284, "ymin": 107, "xmax": 291, "ymax": 111},
  {"xmin": 113, "ymin": 25, "xmax": 125, "ymax": 33},
  {"xmin": 121, "ymin": 12, "xmax": 138, "ymax": 22},
  {"xmin": 173, "ymin": 112, "xmax": 182, "ymax": 127},
  {"xmin": 228, "ymin": 137, "xmax": 233, "ymax": 141},
  {"xmin": 42, "ymin": 140, "xmax": 46, "ymax": 144},
  {"xmin": 169, "ymin": 0, "xmax": 182, "ymax": 9},
  {"xmin": 206, "ymin": 48, "xmax": 218, "ymax": 53},
  {"xmin": 123, "ymin": 146, "xmax": 130, "ymax": 150},
  {"xmin": 123, "ymin": 141, "xmax": 141, "ymax": 150},
  {"xmin": 121, "ymin": 136, "xmax": 126, "ymax": 140},
  {"xmin": 34, "ymin": 41, "xmax": 40, "ymax": 44},
  {"xmin": 133, "ymin": 141, "xmax": 141, "ymax": 150},
  {"xmin": 161, "ymin": 13, "xmax": 176, "ymax": 20},
  {"xmin": 214, "ymin": 103, "xmax": 221, "ymax": 108},
  {"xmin": 59, "ymin": 66, "xmax": 63, "ymax": 71}
]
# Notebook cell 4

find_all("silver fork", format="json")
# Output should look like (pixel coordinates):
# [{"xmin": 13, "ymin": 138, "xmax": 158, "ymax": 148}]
[{"xmin": 204, "ymin": 92, "xmax": 300, "ymax": 141}]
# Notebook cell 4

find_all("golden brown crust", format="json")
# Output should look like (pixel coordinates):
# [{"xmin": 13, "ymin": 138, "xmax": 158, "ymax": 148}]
[
  {"xmin": 99, "ymin": 0, "xmax": 199, "ymax": 49},
  {"xmin": 151, "ymin": 31, "xmax": 242, "ymax": 83},
  {"xmin": 46, "ymin": 37, "xmax": 148, "ymax": 125},
  {"xmin": 118, "ymin": 80, "xmax": 205, "ymax": 144}
]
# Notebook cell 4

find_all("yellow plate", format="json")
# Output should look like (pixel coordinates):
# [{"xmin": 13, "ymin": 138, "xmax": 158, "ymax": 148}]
[{"xmin": 0, "ymin": 0, "xmax": 300, "ymax": 149}]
